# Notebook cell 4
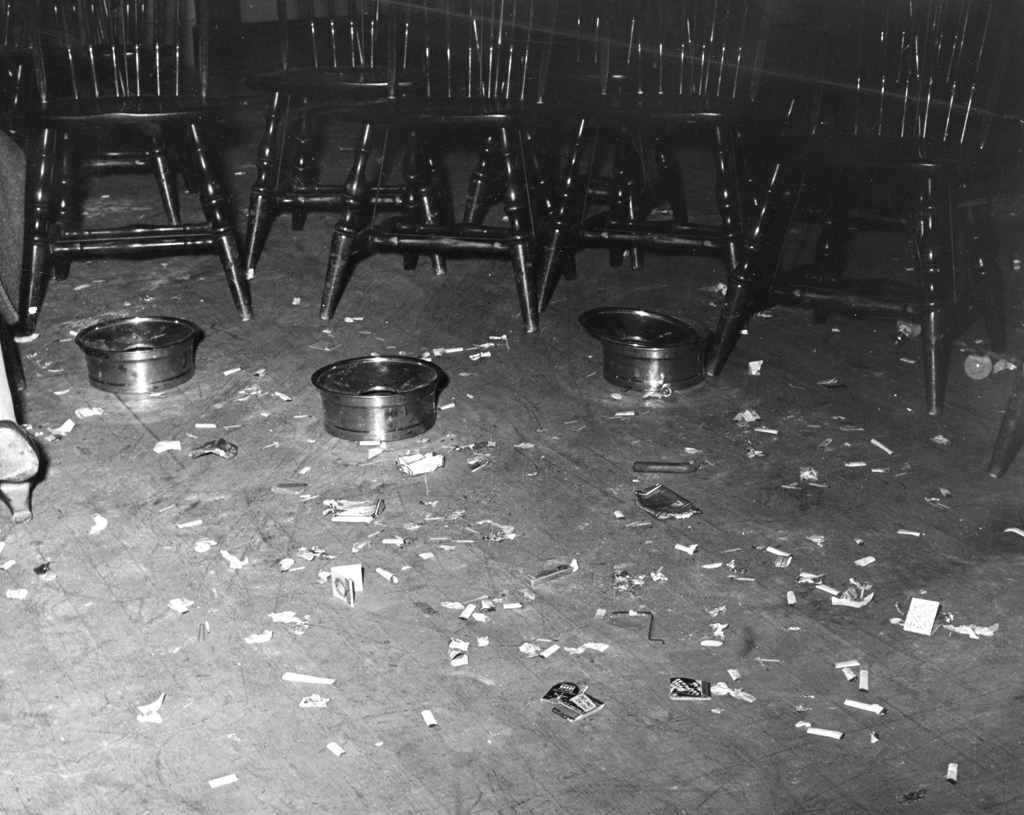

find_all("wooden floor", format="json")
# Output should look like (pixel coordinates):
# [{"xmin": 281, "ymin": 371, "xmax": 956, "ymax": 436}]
[{"xmin": 4, "ymin": 100, "xmax": 1024, "ymax": 815}]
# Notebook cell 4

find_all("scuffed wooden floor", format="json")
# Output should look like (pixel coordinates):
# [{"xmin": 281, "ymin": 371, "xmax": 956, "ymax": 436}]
[{"xmin": 2, "ymin": 102, "xmax": 1024, "ymax": 815}]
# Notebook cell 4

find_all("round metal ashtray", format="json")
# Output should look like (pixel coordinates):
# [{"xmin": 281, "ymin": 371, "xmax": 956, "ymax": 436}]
[
  {"xmin": 75, "ymin": 316, "xmax": 202, "ymax": 394},
  {"xmin": 311, "ymin": 356, "xmax": 444, "ymax": 441},
  {"xmin": 579, "ymin": 308, "xmax": 709, "ymax": 392}
]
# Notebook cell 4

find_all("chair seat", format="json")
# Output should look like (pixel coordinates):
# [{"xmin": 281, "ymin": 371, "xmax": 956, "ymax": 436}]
[
  {"xmin": 320, "ymin": 95, "xmax": 549, "ymax": 126},
  {"xmin": 247, "ymin": 66, "xmax": 416, "ymax": 96},
  {"xmin": 40, "ymin": 96, "xmax": 208, "ymax": 124},
  {"xmin": 550, "ymin": 92, "xmax": 752, "ymax": 124},
  {"xmin": 784, "ymin": 134, "xmax": 966, "ymax": 175}
]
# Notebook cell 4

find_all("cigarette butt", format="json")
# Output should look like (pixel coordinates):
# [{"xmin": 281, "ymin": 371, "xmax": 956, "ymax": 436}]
[
  {"xmin": 834, "ymin": 659, "xmax": 860, "ymax": 669},
  {"xmin": 765, "ymin": 546, "xmax": 791, "ymax": 558},
  {"xmin": 326, "ymin": 742, "xmax": 345, "ymax": 757},
  {"xmin": 897, "ymin": 528, "xmax": 922, "ymax": 537},
  {"xmin": 844, "ymin": 699, "xmax": 886, "ymax": 715},
  {"xmin": 459, "ymin": 603, "xmax": 476, "ymax": 620},
  {"xmin": 786, "ymin": 590, "xmax": 796, "ymax": 606},
  {"xmin": 806, "ymin": 727, "xmax": 844, "ymax": 740},
  {"xmin": 375, "ymin": 567, "xmax": 398, "ymax": 584},
  {"xmin": 841, "ymin": 666, "xmax": 857, "ymax": 682},
  {"xmin": 858, "ymin": 668, "xmax": 870, "ymax": 692},
  {"xmin": 946, "ymin": 762, "xmax": 958, "ymax": 784},
  {"xmin": 870, "ymin": 438, "xmax": 893, "ymax": 455},
  {"xmin": 421, "ymin": 709, "xmax": 439, "ymax": 728},
  {"xmin": 208, "ymin": 773, "xmax": 239, "ymax": 788}
]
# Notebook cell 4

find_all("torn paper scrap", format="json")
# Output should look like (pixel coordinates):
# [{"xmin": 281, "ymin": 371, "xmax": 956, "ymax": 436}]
[
  {"xmin": 448, "ymin": 637, "xmax": 470, "ymax": 667},
  {"xmin": 323, "ymin": 498, "xmax": 385, "ymax": 523},
  {"xmin": 136, "ymin": 693, "xmax": 166, "ymax": 724},
  {"xmin": 396, "ymin": 452, "xmax": 445, "ymax": 476},
  {"xmin": 220, "ymin": 550, "xmax": 249, "ymax": 570},
  {"xmin": 153, "ymin": 440, "xmax": 181, "ymax": 453},
  {"xmin": 208, "ymin": 774, "xmax": 238, "ymax": 789},
  {"xmin": 167, "ymin": 597, "xmax": 194, "ymax": 614},
  {"xmin": 844, "ymin": 699, "xmax": 886, "ymax": 715},
  {"xmin": 299, "ymin": 694, "xmax": 330, "ymax": 708},
  {"xmin": 5, "ymin": 588, "xmax": 27, "ymax": 600},
  {"xmin": 244, "ymin": 630, "xmax": 273, "ymax": 644},
  {"xmin": 88, "ymin": 513, "xmax": 108, "ymax": 535},
  {"xmin": 942, "ymin": 622, "xmax": 998, "ymax": 639}
]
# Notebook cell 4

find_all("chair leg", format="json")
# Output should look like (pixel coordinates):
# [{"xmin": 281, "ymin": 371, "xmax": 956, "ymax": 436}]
[
  {"xmin": 964, "ymin": 199, "xmax": 1006, "ymax": 353},
  {"xmin": 244, "ymin": 92, "xmax": 287, "ymax": 277},
  {"xmin": 150, "ymin": 130, "xmax": 182, "ymax": 225},
  {"xmin": 290, "ymin": 107, "xmax": 316, "ymax": 231},
  {"xmin": 403, "ymin": 130, "xmax": 445, "ymax": 275},
  {"xmin": 499, "ymin": 127, "xmax": 539, "ymax": 334},
  {"xmin": 707, "ymin": 161, "xmax": 791, "ymax": 375},
  {"xmin": 654, "ymin": 135, "xmax": 687, "ymax": 222},
  {"xmin": 321, "ymin": 123, "xmax": 375, "ymax": 321},
  {"xmin": 711, "ymin": 124, "xmax": 744, "ymax": 281},
  {"xmin": 0, "ymin": 340, "xmax": 38, "ymax": 523},
  {"xmin": 610, "ymin": 129, "xmax": 643, "ymax": 270},
  {"xmin": 51, "ymin": 131, "xmax": 73, "ymax": 282},
  {"xmin": 20, "ymin": 125, "xmax": 57, "ymax": 335},
  {"xmin": 989, "ymin": 367, "xmax": 1024, "ymax": 477},
  {"xmin": 464, "ymin": 135, "xmax": 503, "ymax": 225},
  {"xmin": 187, "ymin": 122, "xmax": 253, "ymax": 322},
  {"xmin": 538, "ymin": 117, "xmax": 592, "ymax": 312},
  {"xmin": 916, "ymin": 177, "xmax": 952, "ymax": 417}
]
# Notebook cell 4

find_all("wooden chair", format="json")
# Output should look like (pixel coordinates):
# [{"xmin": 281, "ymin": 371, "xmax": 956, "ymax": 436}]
[
  {"xmin": 710, "ymin": 0, "xmax": 1019, "ymax": 416},
  {"xmin": 19, "ymin": 0, "xmax": 253, "ymax": 334},
  {"xmin": 536, "ymin": 0, "xmax": 770, "ymax": 328},
  {"xmin": 318, "ymin": 0, "xmax": 559, "ymax": 333},
  {"xmin": 0, "ymin": 0, "xmax": 34, "ymax": 138},
  {"xmin": 243, "ymin": 0, "xmax": 422, "ymax": 278}
]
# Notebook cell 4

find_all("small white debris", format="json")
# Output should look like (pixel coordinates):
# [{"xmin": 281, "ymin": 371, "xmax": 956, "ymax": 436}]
[
  {"xmin": 74, "ymin": 407, "xmax": 103, "ymax": 419},
  {"xmin": 396, "ymin": 452, "xmax": 445, "ymax": 476},
  {"xmin": 931, "ymin": 435, "xmax": 951, "ymax": 445},
  {"xmin": 193, "ymin": 538, "xmax": 215, "ymax": 553},
  {"xmin": 299, "ymin": 694, "xmax": 330, "ymax": 708},
  {"xmin": 421, "ymin": 709, "xmax": 439, "ymax": 727},
  {"xmin": 168, "ymin": 598, "xmax": 194, "ymax": 614},
  {"xmin": 244, "ymin": 630, "xmax": 273, "ymax": 644},
  {"xmin": 281, "ymin": 672, "xmax": 336, "ymax": 685},
  {"xmin": 6, "ymin": 588, "xmax": 28, "ymax": 600},
  {"xmin": 870, "ymin": 438, "xmax": 893, "ymax": 456},
  {"xmin": 89, "ymin": 513, "xmax": 108, "ymax": 535},
  {"xmin": 220, "ymin": 550, "xmax": 249, "ymax": 569},
  {"xmin": 153, "ymin": 440, "xmax": 181, "ymax": 453},
  {"xmin": 326, "ymin": 742, "xmax": 345, "ymax": 757},
  {"xmin": 136, "ymin": 693, "xmax": 166, "ymax": 724},
  {"xmin": 748, "ymin": 360, "xmax": 764, "ymax": 376},
  {"xmin": 208, "ymin": 774, "xmax": 239, "ymax": 789}
]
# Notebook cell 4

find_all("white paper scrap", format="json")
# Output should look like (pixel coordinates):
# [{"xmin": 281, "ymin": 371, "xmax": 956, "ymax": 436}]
[
  {"xmin": 326, "ymin": 742, "xmax": 346, "ymax": 757},
  {"xmin": 299, "ymin": 694, "xmax": 330, "ymax": 708},
  {"xmin": 220, "ymin": 550, "xmax": 249, "ymax": 569},
  {"xmin": 806, "ymin": 727, "xmax": 844, "ymax": 740},
  {"xmin": 244, "ymin": 629, "xmax": 273, "ymax": 644},
  {"xmin": 903, "ymin": 597, "xmax": 941, "ymax": 635},
  {"xmin": 168, "ymin": 597, "xmax": 194, "ymax": 614},
  {"xmin": 396, "ymin": 452, "xmax": 445, "ymax": 476},
  {"xmin": 136, "ymin": 693, "xmax": 166, "ymax": 724},
  {"xmin": 675, "ymin": 542, "xmax": 698, "ymax": 555},
  {"xmin": 421, "ymin": 709, "xmax": 439, "ymax": 727},
  {"xmin": 74, "ymin": 407, "xmax": 103, "ymax": 419},
  {"xmin": 6, "ymin": 588, "xmax": 28, "ymax": 600},
  {"xmin": 281, "ymin": 672, "xmax": 336, "ymax": 685},
  {"xmin": 870, "ymin": 438, "xmax": 893, "ymax": 455},
  {"xmin": 208, "ymin": 774, "xmax": 238, "ymax": 789},
  {"xmin": 88, "ymin": 513, "xmax": 108, "ymax": 535},
  {"xmin": 153, "ymin": 440, "xmax": 181, "ymax": 453}
]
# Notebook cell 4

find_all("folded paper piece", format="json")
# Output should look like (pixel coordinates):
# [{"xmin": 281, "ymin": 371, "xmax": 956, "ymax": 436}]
[
  {"xmin": 543, "ymin": 681, "xmax": 604, "ymax": 722},
  {"xmin": 397, "ymin": 453, "xmax": 445, "ymax": 476},
  {"xmin": 635, "ymin": 484, "xmax": 702, "ymax": 520},
  {"xmin": 323, "ymin": 498, "xmax": 385, "ymax": 523},
  {"xmin": 669, "ymin": 677, "xmax": 711, "ymax": 700},
  {"xmin": 330, "ymin": 564, "xmax": 364, "ymax": 606}
]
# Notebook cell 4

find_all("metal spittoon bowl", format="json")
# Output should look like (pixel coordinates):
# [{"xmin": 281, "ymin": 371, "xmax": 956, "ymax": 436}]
[
  {"xmin": 75, "ymin": 316, "xmax": 202, "ymax": 394},
  {"xmin": 579, "ymin": 308, "xmax": 709, "ymax": 392},
  {"xmin": 311, "ymin": 356, "xmax": 445, "ymax": 441}
]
